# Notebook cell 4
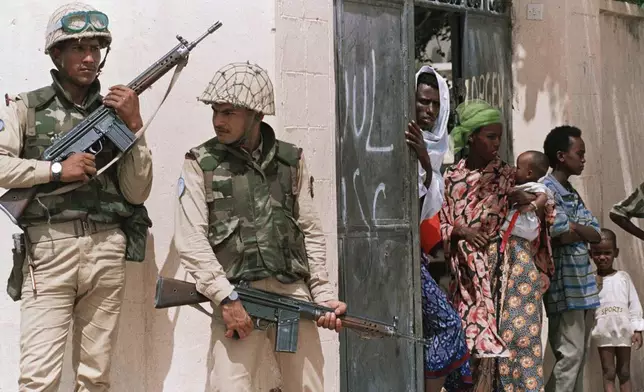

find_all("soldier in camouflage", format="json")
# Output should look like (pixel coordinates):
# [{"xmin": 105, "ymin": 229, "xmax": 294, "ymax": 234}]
[
  {"xmin": 174, "ymin": 62, "xmax": 345, "ymax": 391},
  {"xmin": 0, "ymin": 3, "xmax": 153, "ymax": 391}
]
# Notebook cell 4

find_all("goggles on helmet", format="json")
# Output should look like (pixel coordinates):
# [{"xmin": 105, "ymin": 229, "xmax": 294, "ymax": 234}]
[{"xmin": 48, "ymin": 11, "xmax": 109, "ymax": 35}]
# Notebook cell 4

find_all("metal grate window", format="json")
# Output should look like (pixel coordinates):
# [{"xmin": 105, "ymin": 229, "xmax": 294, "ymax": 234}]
[
  {"xmin": 614, "ymin": 0, "xmax": 644, "ymax": 6},
  {"xmin": 416, "ymin": 0, "xmax": 510, "ymax": 14}
]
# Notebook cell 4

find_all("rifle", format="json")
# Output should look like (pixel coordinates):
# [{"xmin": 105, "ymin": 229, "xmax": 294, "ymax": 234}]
[
  {"xmin": 154, "ymin": 276, "xmax": 428, "ymax": 353},
  {"xmin": 0, "ymin": 21, "xmax": 223, "ymax": 225}
]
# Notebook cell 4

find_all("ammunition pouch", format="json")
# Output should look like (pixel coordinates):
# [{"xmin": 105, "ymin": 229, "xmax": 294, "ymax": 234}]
[
  {"xmin": 7, "ymin": 233, "xmax": 25, "ymax": 301},
  {"xmin": 121, "ymin": 205, "xmax": 152, "ymax": 262}
]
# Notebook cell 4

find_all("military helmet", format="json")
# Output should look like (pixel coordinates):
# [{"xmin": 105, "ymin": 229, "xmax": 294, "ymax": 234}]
[
  {"xmin": 45, "ymin": 2, "xmax": 112, "ymax": 54},
  {"xmin": 198, "ymin": 62, "xmax": 275, "ymax": 115}
]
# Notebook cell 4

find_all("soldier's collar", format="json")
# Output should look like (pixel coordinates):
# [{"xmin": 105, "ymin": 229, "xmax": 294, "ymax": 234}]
[
  {"xmin": 50, "ymin": 69, "xmax": 102, "ymax": 111},
  {"xmin": 251, "ymin": 134, "xmax": 263, "ymax": 162},
  {"xmin": 259, "ymin": 122, "xmax": 278, "ymax": 164}
]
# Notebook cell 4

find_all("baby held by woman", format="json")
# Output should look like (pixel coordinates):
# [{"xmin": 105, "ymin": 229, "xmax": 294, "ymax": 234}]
[{"xmin": 502, "ymin": 151, "xmax": 552, "ymax": 241}]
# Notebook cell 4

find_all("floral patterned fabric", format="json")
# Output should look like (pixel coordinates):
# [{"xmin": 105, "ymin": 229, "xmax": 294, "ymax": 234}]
[
  {"xmin": 439, "ymin": 157, "xmax": 515, "ymax": 357},
  {"xmin": 497, "ymin": 237, "xmax": 545, "ymax": 392}
]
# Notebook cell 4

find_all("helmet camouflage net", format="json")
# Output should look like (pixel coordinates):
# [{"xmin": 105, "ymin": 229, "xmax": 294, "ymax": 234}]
[
  {"xmin": 45, "ymin": 2, "xmax": 112, "ymax": 54},
  {"xmin": 198, "ymin": 62, "xmax": 275, "ymax": 115}
]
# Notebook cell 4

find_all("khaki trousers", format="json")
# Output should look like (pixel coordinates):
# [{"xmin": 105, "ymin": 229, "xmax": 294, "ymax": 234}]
[
  {"xmin": 206, "ymin": 278, "xmax": 325, "ymax": 392},
  {"xmin": 545, "ymin": 309, "xmax": 593, "ymax": 392},
  {"xmin": 19, "ymin": 222, "xmax": 126, "ymax": 392}
]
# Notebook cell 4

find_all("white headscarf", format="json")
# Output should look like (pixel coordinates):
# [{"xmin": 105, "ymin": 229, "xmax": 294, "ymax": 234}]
[{"xmin": 416, "ymin": 65, "xmax": 450, "ymax": 221}]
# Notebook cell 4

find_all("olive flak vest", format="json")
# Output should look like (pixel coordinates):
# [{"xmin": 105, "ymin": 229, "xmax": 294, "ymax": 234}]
[
  {"xmin": 18, "ymin": 84, "xmax": 136, "ymax": 226},
  {"xmin": 189, "ymin": 131, "xmax": 310, "ymax": 284}
]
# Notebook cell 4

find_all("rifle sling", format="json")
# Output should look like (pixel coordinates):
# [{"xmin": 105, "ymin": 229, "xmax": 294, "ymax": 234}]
[{"xmin": 36, "ymin": 59, "xmax": 188, "ymax": 198}]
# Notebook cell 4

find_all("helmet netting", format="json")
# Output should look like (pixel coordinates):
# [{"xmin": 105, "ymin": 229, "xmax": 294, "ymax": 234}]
[{"xmin": 198, "ymin": 62, "xmax": 275, "ymax": 115}]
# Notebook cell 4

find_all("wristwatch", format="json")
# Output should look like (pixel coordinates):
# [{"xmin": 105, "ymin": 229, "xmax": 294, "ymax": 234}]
[
  {"xmin": 50, "ymin": 162, "xmax": 62, "ymax": 182},
  {"xmin": 220, "ymin": 290, "xmax": 239, "ymax": 306}
]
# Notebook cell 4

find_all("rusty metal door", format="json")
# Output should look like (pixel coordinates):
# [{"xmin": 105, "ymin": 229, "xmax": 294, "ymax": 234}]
[{"xmin": 334, "ymin": 1, "xmax": 422, "ymax": 391}]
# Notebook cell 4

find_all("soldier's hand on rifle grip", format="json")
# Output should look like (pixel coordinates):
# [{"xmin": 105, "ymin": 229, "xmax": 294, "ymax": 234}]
[
  {"xmin": 103, "ymin": 85, "xmax": 143, "ymax": 132},
  {"xmin": 317, "ymin": 300, "xmax": 347, "ymax": 332},
  {"xmin": 57, "ymin": 152, "xmax": 96, "ymax": 183},
  {"xmin": 221, "ymin": 300, "xmax": 253, "ymax": 339}
]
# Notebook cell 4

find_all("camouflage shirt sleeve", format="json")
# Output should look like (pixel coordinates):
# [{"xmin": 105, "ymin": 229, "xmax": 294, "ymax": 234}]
[
  {"xmin": 116, "ymin": 134, "xmax": 153, "ymax": 205},
  {"xmin": 0, "ymin": 97, "xmax": 52, "ymax": 188},
  {"xmin": 611, "ymin": 183, "xmax": 644, "ymax": 219},
  {"xmin": 174, "ymin": 157, "xmax": 234, "ymax": 305},
  {"xmin": 297, "ymin": 155, "xmax": 337, "ymax": 303}
]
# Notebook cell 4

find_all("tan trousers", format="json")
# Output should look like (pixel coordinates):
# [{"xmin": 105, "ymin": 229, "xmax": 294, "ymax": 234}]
[
  {"xmin": 206, "ymin": 278, "xmax": 325, "ymax": 392},
  {"xmin": 19, "ymin": 222, "xmax": 126, "ymax": 392}
]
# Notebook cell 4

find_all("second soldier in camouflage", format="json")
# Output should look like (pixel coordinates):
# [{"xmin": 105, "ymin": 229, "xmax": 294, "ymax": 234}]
[{"xmin": 173, "ymin": 62, "xmax": 346, "ymax": 391}]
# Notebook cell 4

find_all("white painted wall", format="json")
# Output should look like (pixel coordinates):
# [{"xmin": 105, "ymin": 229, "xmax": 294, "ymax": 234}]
[{"xmin": 0, "ymin": 1, "xmax": 303, "ymax": 391}]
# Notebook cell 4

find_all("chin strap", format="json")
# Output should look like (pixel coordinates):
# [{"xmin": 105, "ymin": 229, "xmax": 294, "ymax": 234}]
[{"xmin": 96, "ymin": 46, "xmax": 111, "ymax": 77}]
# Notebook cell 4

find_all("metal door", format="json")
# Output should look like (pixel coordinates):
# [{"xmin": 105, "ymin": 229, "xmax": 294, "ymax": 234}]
[{"xmin": 334, "ymin": 1, "xmax": 422, "ymax": 391}]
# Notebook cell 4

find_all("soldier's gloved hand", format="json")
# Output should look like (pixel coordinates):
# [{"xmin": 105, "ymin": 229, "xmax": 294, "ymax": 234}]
[
  {"xmin": 221, "ymin": 300, "xmax": 254, "ymax": 339},
  {"xmin": 317, "ymin": 300, "xmax": 347, "ymax": 332},
  {"xmin": 59, "ymin": 152, "xmax": 97, "ymax": 183},
  {"xmin": 103, "ymin": 85, "xmax": 143, "ymax": 132}
]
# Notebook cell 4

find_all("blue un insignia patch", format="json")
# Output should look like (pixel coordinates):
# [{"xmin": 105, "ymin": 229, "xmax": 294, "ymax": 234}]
[
  {"xmin": 177, "ymin": 177, "xmax": 185, "ymax": 198},
  {"xmin": 0, "ymin": 119, "xmax": 4, "ymax": 132}
]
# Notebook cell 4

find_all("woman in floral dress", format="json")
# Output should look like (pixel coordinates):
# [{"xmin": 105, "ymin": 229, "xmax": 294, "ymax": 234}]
[{"xmin": 439, "ymin": 100, "xmax": 554, "ymax": 392}]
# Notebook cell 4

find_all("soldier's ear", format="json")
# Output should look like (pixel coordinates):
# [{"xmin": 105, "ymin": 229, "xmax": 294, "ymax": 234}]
[{"xmin": 49, "ymin": 48, "xmax": 63, "ymax": 69}]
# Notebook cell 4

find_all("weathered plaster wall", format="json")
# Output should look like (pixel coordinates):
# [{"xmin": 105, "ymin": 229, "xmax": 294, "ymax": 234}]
[{"xmin": 513, "ymin": 0, "xmax": 644, "ymax": 390}]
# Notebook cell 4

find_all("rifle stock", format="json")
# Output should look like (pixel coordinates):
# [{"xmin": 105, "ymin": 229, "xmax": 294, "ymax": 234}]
[
  {"xmin": 154, "ymin": 276, "xmax": 209, "ymax": 308},
  {"xmin": 0, "ymin": 22, "xmax": 223, "ymax": 225},
  {"xmin": 0, "ymin": 187, "xmax": 38, "ymax": 225}
]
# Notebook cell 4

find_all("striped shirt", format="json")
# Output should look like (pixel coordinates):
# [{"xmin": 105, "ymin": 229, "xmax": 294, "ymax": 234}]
[
  {"xmin": 542, "ymin": 174, "xmax": 600, "ymax": 315},
  {"xmin": 612, "ymin": 182, "xmax": 644, "ymax": 219}
]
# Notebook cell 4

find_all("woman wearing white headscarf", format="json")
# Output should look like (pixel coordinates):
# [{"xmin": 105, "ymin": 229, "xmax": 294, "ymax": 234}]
[{"xmin": 406, "ymin": 66, "xmax": 472, "ymax": 392}]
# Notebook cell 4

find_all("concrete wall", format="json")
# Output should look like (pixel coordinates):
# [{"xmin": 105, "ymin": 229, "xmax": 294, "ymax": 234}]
[
  {"xmin": 597, "ymin": 1, "xmax": 644, "ymax": 389},
  {"xmin": 513, "ymin": 0, "xmax": 644, "ymax": 390},
  {"xmin": 0, "ymin": 1, "xmax": 339, "ymax": 391}
]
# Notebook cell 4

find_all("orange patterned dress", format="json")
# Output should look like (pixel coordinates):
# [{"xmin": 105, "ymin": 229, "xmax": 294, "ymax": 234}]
[{"xmin": 440, "ymin": 157, "xmax": 549, "ymax": 391}]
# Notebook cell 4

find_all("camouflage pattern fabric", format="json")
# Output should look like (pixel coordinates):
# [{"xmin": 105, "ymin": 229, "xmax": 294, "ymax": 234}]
[
  {"xmin": 18, "ymin": 75, "xmax": 136, "ymax": 226},
  {"xmin": 190, "ymin": 124, "xmax": 309, "ymax": 283},
  {"xmin": 611, "ymin": 182, "xmax": 644, "ymax": 219}
]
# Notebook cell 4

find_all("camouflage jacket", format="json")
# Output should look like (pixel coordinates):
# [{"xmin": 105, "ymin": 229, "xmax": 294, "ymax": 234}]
[
  {"xmin": 188, "ymin": 123, "xmax": 310, "ymax": 283},
  {"xmin": 3, "ymin": 70, "xmax": 145, "ymax": 226}
]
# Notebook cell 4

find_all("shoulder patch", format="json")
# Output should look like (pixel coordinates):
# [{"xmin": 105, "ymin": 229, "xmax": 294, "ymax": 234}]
[
  {"xmin": 0, "ymin": 119, "xmax": 4, "ymax": 132},
  {"xmin": 177, "ymin": 177, "xmax": 186, "ymax": 198}
]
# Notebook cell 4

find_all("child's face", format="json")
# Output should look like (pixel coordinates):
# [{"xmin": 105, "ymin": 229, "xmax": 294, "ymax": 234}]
[
  {"xmin": 558, "ymin": 136, "xmax": 586, "ymax": 176},
  {"xmin": 515, "ymin": 155, "xmax": 532, "ymax": 185},
  {"xmin": 591, "ymin": 238, "xmax": 618, "ymax": 271}
]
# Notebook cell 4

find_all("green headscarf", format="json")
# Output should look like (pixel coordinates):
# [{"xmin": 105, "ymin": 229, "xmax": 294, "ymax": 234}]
[{"xmin": 450, "ymin": 99, "xmax": 502, "ymax": 156}]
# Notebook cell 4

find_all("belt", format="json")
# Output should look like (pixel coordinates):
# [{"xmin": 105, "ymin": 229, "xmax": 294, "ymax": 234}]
[{"xmin": 25, "ymin": 219, "xmax": 121, "ymax": 244}]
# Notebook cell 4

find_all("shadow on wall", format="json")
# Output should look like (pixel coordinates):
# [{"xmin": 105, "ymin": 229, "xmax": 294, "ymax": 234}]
[
  {"xmin": 98, "ymin": 234, "xmax": 184, "ymax": 391},
  {"xmin": 596, "ymin": 10, "xmax": 644, "ymax": 391},
  {"xmin": 144, "ymin": 236, "xmax": 183, "ymax": 392},
  {"xmin": 511, "ymin": 1, "xmax": 567, "ymax": 125},
  {"xmin": 104, "ymin": 234, "xmax": 181, "ymax": 391}
]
